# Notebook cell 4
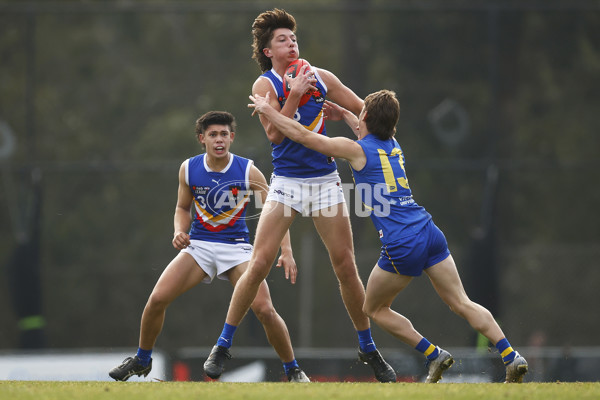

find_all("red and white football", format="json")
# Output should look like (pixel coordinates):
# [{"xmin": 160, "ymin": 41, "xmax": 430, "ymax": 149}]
[{"xmin": 283, "ymin": 58, "xmax": 314, "ymax": 107}]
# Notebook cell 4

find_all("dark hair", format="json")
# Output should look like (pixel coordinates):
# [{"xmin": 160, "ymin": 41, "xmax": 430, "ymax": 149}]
[
  {"xmin": 363, "ymin": 90, "xmax": 400, "ymax": 140},
  {"xmin": 195, "ymin": 111, "xmax": 236, "ymax": 135},
  {"xmin": 252, "ymin": 8, "xmax": 297, "ymax": 72}
]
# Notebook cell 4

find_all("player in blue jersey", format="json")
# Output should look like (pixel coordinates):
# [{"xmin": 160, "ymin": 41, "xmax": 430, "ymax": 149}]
[
  {"xmin": 109, "ymin": 111, "xmax": 309, "ymax": 382},
  {"xmin": 204, "ymin": 9, "xmax": 397, "ymax": 383},
  {"xmin": 248, "ymin": 90, "xmax": 529, "ymax": 383}
]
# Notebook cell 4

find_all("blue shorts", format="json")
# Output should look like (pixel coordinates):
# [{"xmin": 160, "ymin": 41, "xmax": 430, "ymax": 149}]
[{"xmin": 377, "ymin": 220, "xmax": 451, "ymax": 277}]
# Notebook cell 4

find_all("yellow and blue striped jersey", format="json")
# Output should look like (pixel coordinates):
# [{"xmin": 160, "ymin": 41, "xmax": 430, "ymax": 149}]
[{"xmin": 351, "ymin": 135, "xmax": 431, "ymax": 245}]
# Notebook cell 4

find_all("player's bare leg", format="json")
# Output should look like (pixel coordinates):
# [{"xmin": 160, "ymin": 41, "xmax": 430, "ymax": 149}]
[
  {"xmin": 363, "ymin": 266, "xmax": 423, "ymax": 345},
  {"xmin": 225, "ymin": 201, "xmax": 296, "ymax": 327},
  {"xmin": 364, "ymin": 265, "xmax": 453, "ymax": 383},
  {"xmin": 425, "ymin": 255, "xmax": 505, "ymax": 343},
  {"xmin": 227, "ymin": 263, "xmax": 295, "ymax": 364},
  {"xmin": 312, "ymin": 204, "xmax": 369, "ymax": 331},
  {"xmin": 426, "ymin": 255, "xmax": 527, "ymax": 382},
  {"xmin": 110, "ymin": 253, "xmax": 207, "ymax": 381},
  {"xmin": 246, "ymin": 277, "xmax": 310, "ymax": 382},
  {"xmin": 205, "ymin": 201, "xmax": 307, "ymax": 381},
  {"xmin": 139, "ymin": 252, "xmax": 209, "ymax": 349},
  {"xmin": 313, "ymin": 204, "xmax": 396, "ymax": 382}
]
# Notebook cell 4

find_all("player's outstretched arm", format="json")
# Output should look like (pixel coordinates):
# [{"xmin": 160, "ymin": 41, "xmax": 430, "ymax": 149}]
[
  {"xmin": 323, "ymin": 100, "xmax": 361, "ymax": 139},
  {"xmin": 316, "ymin": 67, "xmax": 363, "ymax": 115},
  {"xmin": 251, "ymin": 68, "xmax": 315, "ymax": 145},
  {"xmin": 249, "ymin": 92, "xmax": 366, "ymax": 169}
]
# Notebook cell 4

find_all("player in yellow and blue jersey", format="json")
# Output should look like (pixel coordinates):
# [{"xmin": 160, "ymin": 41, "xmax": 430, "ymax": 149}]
[
  {"xmin": 109, "ymin": 111, "xmax": 308, "ymax": 382},
  {"xmin": 248, "ymin": 90, "xmax": 529, "ymax": 383}
]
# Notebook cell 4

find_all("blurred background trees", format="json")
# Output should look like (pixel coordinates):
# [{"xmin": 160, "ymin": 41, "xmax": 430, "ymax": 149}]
[{"xmin": 0, "ymin": 1, "xmax": 598, "ymax": 355}]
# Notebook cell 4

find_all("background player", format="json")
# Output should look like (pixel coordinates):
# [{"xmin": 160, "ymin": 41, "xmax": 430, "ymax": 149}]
[
  {"xmin": 203, "ymin": 9, "xmax": 396, "ymax": 383},
  {"xmin": 109, "ymin": 111, "xmax": 309, "ymax": 382},
  {"xmin": 248, "ymin": 90, "xmax": 529, "ymax": 383}
]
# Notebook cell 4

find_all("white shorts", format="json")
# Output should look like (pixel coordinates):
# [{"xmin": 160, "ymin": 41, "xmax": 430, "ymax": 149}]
[
  {"xmin": 181, "ymin": 239, "xmax": 253, "ymax": 284},
  {"xmin": 266, "ymin": 171, "xmax": 346, "ymax": 216}
]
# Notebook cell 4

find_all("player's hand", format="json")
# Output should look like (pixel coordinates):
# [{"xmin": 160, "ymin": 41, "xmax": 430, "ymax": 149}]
[
  {"xmin": 276, "ymin": 251, "xmax": 298, "ymax": 285},
  {"xmin": 249, "ymin": 92, "xmax": 271, "ymax": 116},
  {"xmin": 323, "ymin": 100, "xmax": 345, "ymax": 121},
  {"xmin": 172, "ymin": 231, "xmax": 191, "ymax": 250},
  {"xmin": 287, "ymin": 64, "xmax": 317, "ymax": 97}
]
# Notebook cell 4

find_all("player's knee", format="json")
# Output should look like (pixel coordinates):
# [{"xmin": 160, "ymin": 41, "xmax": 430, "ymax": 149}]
[
  {"xmin": 247, "ymin": 255, "xmax": 276, "ymax": 282},
  {"xmin": 448, "ymin": 298, "xmax": 474, "ymax": 318},
  {"xmin": 252, "ymin": 302, "xmax": 277, "ymax": 324},
  {"xmin": 362, "ymin": 303, "xmax": 375, "ymax": 319},
  {"xmin": 331, "ymin": 255, "xmax": 359, "ymax": 283},
  {"xmin": 245, "ymin": 267, "xmax": 270, "ymax": 285},
  {"xmin": 447, "ymin": 300, "xmax": 463, "ymax": 316},
  {"xmin": 146, "ymin": 291, "xmax": 171, "ymax": 311},
  {"xmin": 330, "ymin": 247, "xmax": 354, "ymax": 266},
  {"xmin": 363, "ymin": 302, "xmax": 385, "ymax": 323}
]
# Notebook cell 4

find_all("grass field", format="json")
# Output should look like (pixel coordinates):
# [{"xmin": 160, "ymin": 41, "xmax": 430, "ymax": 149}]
[{"xmin": 1, "ymin": 381, "xmax": 599, "ymax": 400}]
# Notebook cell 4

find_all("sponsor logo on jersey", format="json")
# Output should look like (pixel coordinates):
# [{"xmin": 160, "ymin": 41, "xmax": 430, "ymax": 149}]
[{"xmin": 192, "ymin": 185, "xmax": 210, "ymax": 196}]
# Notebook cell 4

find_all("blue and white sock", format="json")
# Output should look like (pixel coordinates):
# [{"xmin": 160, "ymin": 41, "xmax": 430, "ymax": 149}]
[
  {"xmin": 357, "ymin": 328, "xmax": 377, "ymax": 353},
  {"xmin": 283, "ymin": 359, "xmax": 299, "ymax": 375},
  {"xmin": 216, "ymin": 323, "xmax": 237, "ymax": 348},
  {"xmin": 136, "ymin": 348, "xmax": 152, "ymax": 367}
]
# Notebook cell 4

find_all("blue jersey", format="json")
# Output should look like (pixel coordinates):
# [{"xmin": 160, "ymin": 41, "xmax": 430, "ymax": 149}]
[
  {"xmin": 351, "ymin": 135, "xmax": 431, "ymax": 245},
  {"xmin": 186, "ymin": 153, "xmax": 252, "ymax": 244},
  {"xmin": 260, "ymin": 68, "xmax": 337, "ymax": 178}
]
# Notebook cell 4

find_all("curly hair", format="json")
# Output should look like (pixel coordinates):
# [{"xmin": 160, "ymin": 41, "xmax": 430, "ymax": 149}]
[
  {"xmin": 251, "ymin": 9, "xmax": 296, "ymax": 72},
  {"xmin": 363, "ymin": 90, "xmax": 400, "ymax": 140}
]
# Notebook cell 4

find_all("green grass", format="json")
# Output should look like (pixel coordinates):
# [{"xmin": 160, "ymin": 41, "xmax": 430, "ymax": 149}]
[{"xmin": 1, "ymin": 381, "xmax": 599, "ymax": 400}]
